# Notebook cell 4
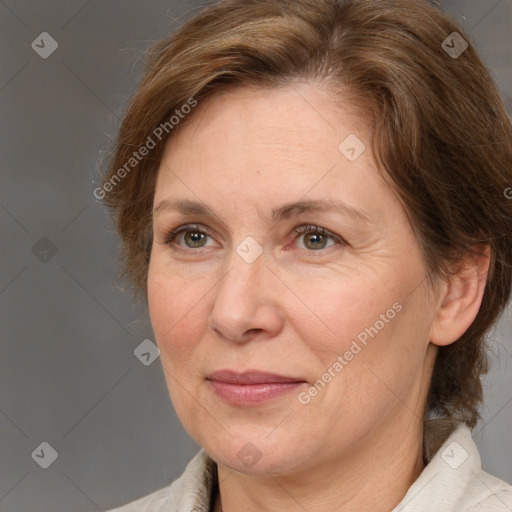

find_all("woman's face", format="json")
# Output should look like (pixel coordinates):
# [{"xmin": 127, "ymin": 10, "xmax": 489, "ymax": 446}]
[{"xmin": 148, "ymin": 84, "xmax": 441, "ymax": 475}]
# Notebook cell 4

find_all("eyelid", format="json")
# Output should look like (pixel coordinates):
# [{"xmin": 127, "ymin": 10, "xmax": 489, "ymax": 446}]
[
  {"xmin": 292, "ymin": 224, "xmax": 344, "ymax": 244},
  {"xmin": 291, "ymin": 225, "xmax": 347, "ymax": 253},
  {"xmin": 162, "ymin": 223, "xmax": 346, "ymax": 251},
  {"xmin": 163, "ymin": 223, "xmax": 214, "ymax": 245}
]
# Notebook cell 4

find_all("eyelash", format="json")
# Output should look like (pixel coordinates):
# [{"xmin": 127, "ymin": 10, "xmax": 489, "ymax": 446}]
[
  {"xmin": 292, "ymin": 225, "xmax": 344, "ymax": 249},
  {"xmin": 163, "ymin": 223, "xmax": 345, "ymax": 252}
]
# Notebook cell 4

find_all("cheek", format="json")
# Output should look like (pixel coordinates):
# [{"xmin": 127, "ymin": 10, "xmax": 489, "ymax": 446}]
[
  {"xmin": 292, "ymin": 276, "xmax": 396, "ymax": 357},
  {"xmin": 147, "ymin": 266, "xmax": 208, "ymax": 363},
  {"xmin": 293, "ymin": 269, "xmax": 429, "ymax": 404},
  {"xmin": 324, "ymin": 280, "xmax": 432, "ymax": 403}
]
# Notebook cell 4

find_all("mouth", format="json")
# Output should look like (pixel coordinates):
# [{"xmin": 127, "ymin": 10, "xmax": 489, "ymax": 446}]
[{"xmin": 206, "ymin": 369, "xmax": 307, "ymax": 405}]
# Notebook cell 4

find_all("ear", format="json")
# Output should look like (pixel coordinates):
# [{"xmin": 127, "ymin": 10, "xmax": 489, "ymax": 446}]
[{"xmin": 429, "ymin": 245, "xmax": 491, "ymax": 347}]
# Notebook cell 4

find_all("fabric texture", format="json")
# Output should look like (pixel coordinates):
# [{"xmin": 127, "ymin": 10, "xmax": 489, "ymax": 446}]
[{"xmin": 107, "ymin": 425, "xmax": 512, "ymax": 511}]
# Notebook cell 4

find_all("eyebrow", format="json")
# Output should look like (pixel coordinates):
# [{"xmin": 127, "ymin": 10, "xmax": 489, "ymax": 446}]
[{"xmin": 153, "ymin": 198, "xmax": 371, "ymax": 225}]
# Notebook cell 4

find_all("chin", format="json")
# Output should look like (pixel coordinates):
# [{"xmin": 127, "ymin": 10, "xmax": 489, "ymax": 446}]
[{"xmin": 197, "ymin": 425, "xmax": 314, "ymax": 476}]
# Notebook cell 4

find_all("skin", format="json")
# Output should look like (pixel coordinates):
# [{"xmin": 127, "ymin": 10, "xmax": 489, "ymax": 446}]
[{"xmin": 147, "ymin": 83, "xmax": 490, "ymax": 512}]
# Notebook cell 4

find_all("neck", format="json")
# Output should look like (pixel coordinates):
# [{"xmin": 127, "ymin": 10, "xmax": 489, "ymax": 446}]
[{"xmin": 213, "ymin": 416, "xmax": 424, "ymax": 512}]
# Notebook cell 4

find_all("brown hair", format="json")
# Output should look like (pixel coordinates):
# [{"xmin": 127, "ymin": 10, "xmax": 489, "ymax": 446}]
[{"xmin": 101, "ymin": 0, "xmax": 512, "ymax": 431}]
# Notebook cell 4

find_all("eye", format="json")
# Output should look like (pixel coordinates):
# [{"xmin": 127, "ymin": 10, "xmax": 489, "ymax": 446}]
[
  {"xmin": 292, "ymin": 225, "xmax": 344, "ymax": 251},
  {"xmin": 164, "ymin": 224, "xmax": 216, "ymax": 250},
  {"xmin": 163, "ymin": 223, "xmax": 345, "ymax": 253}
]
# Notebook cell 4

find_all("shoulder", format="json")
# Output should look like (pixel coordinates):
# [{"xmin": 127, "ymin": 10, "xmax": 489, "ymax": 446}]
[
  {"xmin": 462, "ymin": 469, "xmax": 512, "ymax": 511},
  {"xmin": 106, "ymin": 449, "xmax": 215, "ymax": 512},
  {"xmin": 448, "ymin": 426, "xmax": 512, "ymax": 511},
  {"xmin": 395, "ymin": 423, "xmax": 512, "ymax": 512},
  {"xmin": 106, "ymin": 485, "xmax": 172, "ymax": 512}
]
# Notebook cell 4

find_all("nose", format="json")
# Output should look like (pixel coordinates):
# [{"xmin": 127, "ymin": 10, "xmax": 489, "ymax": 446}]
[{"xmin": 208, "ymin": 249, "xmax": 284, "ymax": 344}]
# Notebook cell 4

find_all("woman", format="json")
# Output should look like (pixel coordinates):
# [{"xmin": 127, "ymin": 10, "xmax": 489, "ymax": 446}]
[{"xmin": 103, "ymin": 0, "xmax": 512, "ymax": 510}]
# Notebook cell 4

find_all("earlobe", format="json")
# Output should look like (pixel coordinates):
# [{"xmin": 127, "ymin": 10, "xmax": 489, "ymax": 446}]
[{"xmin": 429, "ymin": 245, "xmax": 491, "ymax": 347}]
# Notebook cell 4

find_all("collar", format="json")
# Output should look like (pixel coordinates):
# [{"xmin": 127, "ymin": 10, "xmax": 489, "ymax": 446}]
[{"xmin": 166, "ymin": 425, "xmax": 483, "ymax": 512}]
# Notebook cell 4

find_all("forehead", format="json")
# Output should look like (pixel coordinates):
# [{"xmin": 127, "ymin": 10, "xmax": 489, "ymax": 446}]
[
  {"xmin": 158, "ymin": 83, "xmax": 368, "ymax": 177},
  {"xmin": 170, "ymin": 82, "xmax": 369, "ymax": 147},
  {"xmin": 154, "ymin": 83, "xmax": 397, "ymax": 226}
]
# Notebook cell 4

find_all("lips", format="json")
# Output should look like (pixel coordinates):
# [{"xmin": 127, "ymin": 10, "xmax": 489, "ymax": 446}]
[
  {"xmin": 206, "ymin": 370, "xmax": 306, "ymax": 405},
  {"xmin": 207, "ymin": 370, "xmax": 304, "ymax": 384}
]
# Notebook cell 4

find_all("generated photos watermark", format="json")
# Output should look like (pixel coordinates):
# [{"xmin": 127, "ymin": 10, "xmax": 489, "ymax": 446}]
[
  {"xmin": 94, "ymin": 97, "xmax": 198, "ymax": 200},
  {"xmin": 298, "ymin": 301, "xmax": 403, "ymax": 404}
]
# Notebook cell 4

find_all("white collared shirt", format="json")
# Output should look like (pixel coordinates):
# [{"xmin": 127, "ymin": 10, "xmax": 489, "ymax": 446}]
[{"xmin": 108, "ymin": 425, "xmax": 512, "ymax": 511}]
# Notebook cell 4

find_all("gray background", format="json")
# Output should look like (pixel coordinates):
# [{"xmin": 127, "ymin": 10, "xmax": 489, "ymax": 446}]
[{"xmin": 0, "ymin": 1, "xmax": 511, "ymax": 510}]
